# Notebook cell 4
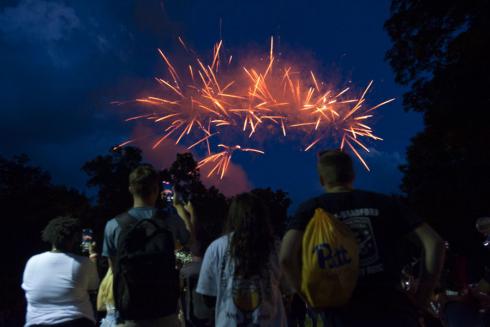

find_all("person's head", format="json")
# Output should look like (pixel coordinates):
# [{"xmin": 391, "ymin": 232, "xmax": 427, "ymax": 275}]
[
  {"xmin": 227, "ymin": 192, "xmax": 274, "ymax": 278},
  {"xmin": 42, "ymin": 216, "xmax": 82, "ymax": 252},
  {"xmin": 129, "ymin": 164, "xmax": 160, "ymax": 205},
  {"xmin": 476, "ymin": 217, "xmax": 490, "ymax": 236},
  {"xmin": 317, "ymin": 149, "xmax": 355, "ymax": 192}
]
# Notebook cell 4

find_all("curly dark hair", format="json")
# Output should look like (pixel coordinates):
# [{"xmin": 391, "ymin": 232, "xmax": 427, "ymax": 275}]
[
  {"xmin": 42, "ymin": 216, "xmax": 81, "ymax": 251},
  {"xmin": 227, "ymin": 193, "xmax": 274, "ymax": 278}
]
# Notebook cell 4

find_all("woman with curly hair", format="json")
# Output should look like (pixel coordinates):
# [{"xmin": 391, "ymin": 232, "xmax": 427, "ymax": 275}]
[
  {"xmin": 196, "ymin": 193, "xmax": 286, "ymax": 326},
  {"xmin": 22, "ymin": 217, "xmax": 99, "ymax": 327}
]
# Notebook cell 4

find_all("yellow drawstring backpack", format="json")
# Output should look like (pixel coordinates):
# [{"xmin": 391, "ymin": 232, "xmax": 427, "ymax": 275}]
[{"xmin": 301, "ymin": 208, "xmax": 359, "ymax": 308}]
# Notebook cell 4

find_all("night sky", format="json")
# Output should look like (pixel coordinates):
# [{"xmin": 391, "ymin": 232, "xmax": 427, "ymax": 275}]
[{"xmin": 0, "ymin": 0, "xmax": 422, "ymax": 209}]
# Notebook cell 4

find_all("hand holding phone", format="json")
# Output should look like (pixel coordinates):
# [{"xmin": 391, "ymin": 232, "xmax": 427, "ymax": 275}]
[
  {"xmin": 162, "ymin": 181, "xmax": 174, "ymax": 202},
  {"xmin": 81, "ymin": 228, "xmax": 94, "ymax": 254},
  {"xmin": 173, "ymin": 180, "xmax": 192, "ymax": 204}
]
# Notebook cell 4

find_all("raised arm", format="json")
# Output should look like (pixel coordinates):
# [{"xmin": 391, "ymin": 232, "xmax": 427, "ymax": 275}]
[
  {"xmin": 173, "ymin": 195, "xmax": 196, "ymax": 248},
  {"xmin": 412, "ymin": 223, "xmax": 445, "ymax": 307}
]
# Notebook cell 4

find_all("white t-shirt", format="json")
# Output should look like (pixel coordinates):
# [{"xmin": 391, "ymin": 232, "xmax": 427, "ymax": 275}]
[
  {"xmin": 196, "ymin": 234, "xmax": 286, "ymax": 327},
  {"xmin": 22, "ymin": 252, "xmax": 99, "ymax": 326}
]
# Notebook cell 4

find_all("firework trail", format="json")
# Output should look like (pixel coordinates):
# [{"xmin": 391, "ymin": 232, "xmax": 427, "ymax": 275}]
[{"xmin": 197, "ymin": 144, "xmax": 264, "ymax": 179}]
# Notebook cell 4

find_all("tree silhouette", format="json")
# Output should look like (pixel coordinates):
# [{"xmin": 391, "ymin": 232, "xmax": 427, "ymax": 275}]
[
  {"xmin": 0, "ymin": 155, "xmax": 90, "ymax": 321},
  {"xmin": 160, "ymin": 152, "xmax": 207, "ymax": 197},
  {"xmin": 385, "ymin": 0, "xmax": 490, "ymax": 259},
  {"xmin": 251, "ymin": 188, "xmax": 292, "ymax": 237},
  {"xmin": 161, "ymin": 152, "xmax": 228, "ymax": 254},
  {"xmin": 82, "ymin": 146, "xmax": 143, "ymax": 229}
]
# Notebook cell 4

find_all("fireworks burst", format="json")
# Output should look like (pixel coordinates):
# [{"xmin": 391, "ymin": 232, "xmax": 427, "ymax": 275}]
[
  {"xmin": 289, "ymin": 78, "xmax": 395, "ymax": 171},
  {"xmin": 117, "ymin": 36, "xmax": 395, "ymax": 178},
  {"xmin": 128, "ymin": 40, "xmax": 240, "ymax": 152}
]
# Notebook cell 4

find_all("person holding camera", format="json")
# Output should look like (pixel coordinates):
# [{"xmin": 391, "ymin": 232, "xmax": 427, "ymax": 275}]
[
  {"xmin": 102, "ymin": 164, "xmax": 195, "ymax": 326},
  {"xmin": 174, "ymin": 189, "xmax": 226, "ymax": 327},
  {"xmin": 161, "ymin": 182, "xmax": 193, "ymax": 250},
  {"xmin": 22, "ymin": 216, "xmax": 99, "ymax": 327}
]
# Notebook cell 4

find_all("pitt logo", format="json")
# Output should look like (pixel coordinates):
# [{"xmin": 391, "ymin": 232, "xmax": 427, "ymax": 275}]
[{"xmin": 313, "ymin": 243, "xmax": 351, "ymax": 269}]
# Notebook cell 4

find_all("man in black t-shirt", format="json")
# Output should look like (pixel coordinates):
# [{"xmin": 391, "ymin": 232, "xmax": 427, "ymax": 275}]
[{"xmin": 280, "ymin": 150, "xmax": 445, "ymax": 326}]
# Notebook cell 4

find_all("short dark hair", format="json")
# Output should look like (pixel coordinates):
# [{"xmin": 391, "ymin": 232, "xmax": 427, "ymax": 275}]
[
  {"xmin": 317, "ymin": 149, "xmax": 355, "ymax": 186},
  {"xmin": 42, "ymin": 216, "xmax": 81, "ymax": 251},
  {"xmin": 129, "ymin": 164, "xmax": 159, "ymax": 198}
]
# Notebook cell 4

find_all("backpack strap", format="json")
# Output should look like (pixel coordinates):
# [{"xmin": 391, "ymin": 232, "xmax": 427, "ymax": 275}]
[
  {"xmin": 116, "ymin": 209, "xmax": 168, "ymax": 224},
  {"xmin": 151, "ymin": 209, "xmax": 169, "ymax": 222},
  {"xmin": 117, "ymin": 210, "xmax": 171, "ymax": 241},
  {"xmin": 115, "ymin": 212, "xmax": 137, "ymax": 228}
]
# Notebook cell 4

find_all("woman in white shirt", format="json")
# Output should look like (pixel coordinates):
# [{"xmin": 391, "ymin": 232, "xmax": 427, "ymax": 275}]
[
  {"xmin": 22, "ymin": 217, "xmax": 99, "ymax": 327},
  {"xmin": 196, "ymin": 193, "xmax": 287, "ymax": 327}
]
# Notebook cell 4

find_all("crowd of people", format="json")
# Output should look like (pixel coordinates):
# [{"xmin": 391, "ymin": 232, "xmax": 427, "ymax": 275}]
[{"xmin": 20, "ymin": 150, "xmax": 490, "ymax": 326}]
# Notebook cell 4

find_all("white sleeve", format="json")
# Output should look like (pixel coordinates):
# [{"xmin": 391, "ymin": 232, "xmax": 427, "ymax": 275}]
[
  {"xmin": 21, "ymin": 257, "xmax": 34, "ymax": 291},
  {"xmin": 196, "ymin": 240, "xmax": 220, "ymax": 297}
]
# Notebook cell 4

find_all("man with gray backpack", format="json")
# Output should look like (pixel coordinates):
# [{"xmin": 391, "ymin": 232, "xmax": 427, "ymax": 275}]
[
  {"xmin": 280, "ymin": 149, "xmax": 445, "ymax": 326},
  {"xmin": 102, "ymin": 164, "xmax": 193, "ymax": 326}
]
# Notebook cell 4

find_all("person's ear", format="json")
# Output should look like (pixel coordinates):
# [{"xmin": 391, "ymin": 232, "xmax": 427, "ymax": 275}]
[
  {"xmin": 128, "ymin": 185, "xmax": 134, "ymax": 195},
  {"xmin": 319, "ymin": 175, "xmax": 325, "ymax": 186}
]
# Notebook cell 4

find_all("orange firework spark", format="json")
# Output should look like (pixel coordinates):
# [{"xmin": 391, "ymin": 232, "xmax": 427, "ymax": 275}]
[
  {"xmin": 123, "ymin": 37, "xmax": 241, "ymax": 151},
  {"xmin": 116, "ymin": 36, "xmax": 395, "ymax": 178},
  {"xmin": 289, "ymin": 77, "xmax": 395, "ymax": 170},
  {"xmin": 228, "ymin": 37, "xmax": 290, "ymax": 138},
  {"xmin": 197, "ymin": 144, "xmax": 264, "ymax": 179}
]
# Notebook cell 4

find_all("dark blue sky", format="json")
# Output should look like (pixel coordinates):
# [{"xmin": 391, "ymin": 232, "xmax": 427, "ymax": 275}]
[{"xmin": 0, "ymin": 0, "xmax": 422, "ymax": 208}]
